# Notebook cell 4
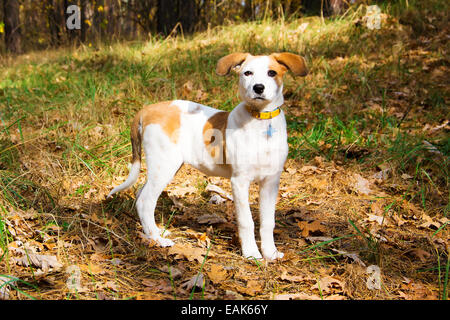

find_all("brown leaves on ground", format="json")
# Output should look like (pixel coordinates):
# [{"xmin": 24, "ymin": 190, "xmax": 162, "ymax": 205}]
[
  {"xmin": 2, "ymin": 152, "xmax": 447, "ymax": 300},
  {"xmin": 235, "ymin": 280, "xmax": 265, "ymax": 297},
  {"xmin": 399, "ymin": 278, "xmax": 439, "ymax": 300},
  {"xmin": 297, "ymin": 220, "xmax": 326, "ymax": 238},
  {"xmin": 207, "ymin": 264, "xmax": 229, "ymax": 283},
  {"xmin": 167, "ymin": 242, "xmax": 212, "ymax": 264},
  {"xmin": 311, "ymin": 275, "xmax": 345, "ymax": 294},
  {"xmin": 10, "ymin": 248, "xmax": 63, "ymax": 272}
]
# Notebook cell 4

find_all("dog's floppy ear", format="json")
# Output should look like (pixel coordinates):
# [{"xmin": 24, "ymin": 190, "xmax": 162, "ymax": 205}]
[
  {"xmin": 216, "ymin": 52, "xmax": 250, "ymax": 76},
  {"xmin": 271, "ymin": 52, "xmax": 308, "ymax": 77}
]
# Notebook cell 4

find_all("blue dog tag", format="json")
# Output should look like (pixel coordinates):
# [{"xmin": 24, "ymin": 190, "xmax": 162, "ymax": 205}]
[{"xmin": 265, "ymin": 123, "xmax": 276, "ymax": 138}]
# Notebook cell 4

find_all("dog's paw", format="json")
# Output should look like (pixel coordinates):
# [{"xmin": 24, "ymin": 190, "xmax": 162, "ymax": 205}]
[
  {"xmin": 153, "ymin": 236, "xmax": 175, "ymax": 247},
  {"xmin": 243, "ymin": 250, "xmax": 263, "ymax": 260},
  {"xmin": 262, "ymin": 250, "xmax": 284, "ymax": 261},
  {"xmin": 160, "ymin": 228, "xmax": 171, "ymax": 236}
]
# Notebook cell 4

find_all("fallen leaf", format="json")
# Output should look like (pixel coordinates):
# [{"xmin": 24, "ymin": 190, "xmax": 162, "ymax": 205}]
[
  {"xmin": 91, "ymin": 212, "xmax": 113, "ymax": 225},
  {"xmin": 141, "ymin": 279, "xmax": 157, "ymax": 287},
  {"xmin": 90, "ymin": 253, "xmax": 108, "ymax": 262},
  {"xmin": 273, "ymin": 292, "xmax": 321, "ymax": 300},
  {"xmin": 208, "ymin": 194, "xmax": 226, "ymax": 204},
  {"xmin": 367, "ymin": 214, "xmax": 384, "ymax": 226},
  {"xmin": 181, "ymin": 272, "xmax": 205, "ymax": 291},
  {"xmin": 205, "ymin": 183, "xmax": 233, "ymax": 201},
  {"xmin": 145, "ymin": 279, "xmax": 174, "ymax": 294},
  {"xmin": 167, "ymin": 185, "xmax": 197, "ymax": 197},
  {"xmin": 353, "ymin": 174, "xmax": 372, "ymax": 195},
  {"xmin": 325, "ymin": 294, "xmax": 347, "ymax": 300},
  {"xmin": 207, "ymin": 264, "xmax": 229, "ymax": 283},
  {"xmin": 286, "ymin": 167, "xmax": 297, "ymax": 174},
  {"xmin": 401, "ymin": 173, "xmax": 413, "ymax": 180},
  {"xmin": 419, "ymin": 214, "xmax": 442, "ymax": 230},
  {"xmin": 371, "ymin": 169, "xmax": 390, "ymax": 180},
  {"xmin": 372, "ymin": 163, "xmax": 392, "ymax": 180},
  {"xmin": 197, "ymin": 214, "xmax": 227, "ymax": 225},
  {"xmin": 167, "ymin": 194, "xmax": 187, "ymax": 212},
  {"xmin": 0, "ymin": 275, "xmax": 17, "ymax": 300},
  {"xmin": 423, "ymin": 140, "xmax": 443, "ymax": 156},
  {"xmin": 311, "ymin": 276, "xmax": 345, "ymax": 294},
  {"xmin": 79, "ymin": 263, "xmax": 105, "ymax": 275},
  {"xmin": 392, "ymin": 214, "xmax": 407, "ymax": 227},
  {"xmin": 279, "ymin": 269, "xmax": 312, "ymax": 282},
  {"xmin": 167, "ymin": 242, "xmax": 212, "ymax": 264},
  {"xmin": 331, "ymin": 249, "xmax": 366, "ymax": 267},
  {"xmin": 87, "ymin": 236, "xmax": 109, "ymax": 252},
  {"xmin": 159, "ymin": 265, "xmax": 183, "ymax": 279},
  {"xmin": 371, "ymin": 201, "xmax": 384, "ymax": 216},
  {"xmin": 194, "ymin": 89, "xmax": 208, "ymax": 101},
  {"xmin": 109, "ymin": 258, "xmax": 123, "ymax": 266},
  {"xmin": 235, "ymin": 280, "xmax": 264, "ymax": 296},
  {"xmin": 106, "ymin": 281, "xmax": 119, "ymax": 292},
  {"xmin": 428, "ymin": 120, "xmax": 449, "ymax": 133},
  {"xmin": 310, "ymin": 177, "xmax": 328, "ymax": 190},
  {"xmin": 12, "ymin": 249, "xmax": 63, "ymax": 271},
  {"xmin": 400, "ymin": 281, "xmax": 438, "ymax": 300},
  {"xmin": 408, "ymin": 249, "xmax": 431, "ymax": 262},
  {"xmin": 306, "ymin": 236, "xmax": 333, "ymax": 242},
  {"xmin": 196, "ymin": 232, "xmax": 211, "ymax": 248},
  {"xmin": 181, "ymin": 80, "xmax": 194, "ymax": 98},
  {"xmin": 297, "ymin": 220, "xmax": 325, "ymax": 238}
]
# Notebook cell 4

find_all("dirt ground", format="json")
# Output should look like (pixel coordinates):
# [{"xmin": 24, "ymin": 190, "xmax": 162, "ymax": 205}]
[{"xmin": 2, "ymin": 153, "xmax": 447, "ymax": 300}]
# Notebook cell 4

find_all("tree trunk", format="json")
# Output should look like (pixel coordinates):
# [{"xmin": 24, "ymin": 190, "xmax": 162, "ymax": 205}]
[
  {"xmin": 179, "ymin": 0, "xmax": 197, "ymax": 33},
  {"xmin": 157, "ymin": 0, "xmax": 197, "ymax": 35},
  {"xmin": 80, "ymin": 0, "xmax": 89, "ymax": 43},
  {"xmin": 106, "ymin": 0, "xmax": 117, "ymax": 38},
  {"xmin": 303, "ymin": 0, "xmax": 347, "ymax": 16},
  {"xmin": 243, "ymin": 0, "xmax": 254, "ymax": 20},
  {"xmin": 93, "ymin": 0, "xmax": 105, "ymax": 41},
  {"xmin": 3, "ymin": 0, "xmax": 22, "ymax": 54},
  {"xmin": 329, "ymin": 0, "xmax": 346, "ymax": 15},
  {"xmin": 47, "ymin": 0, "xmax": 65, "ymax": 46},
  {"xmin": 157, "ymin": 0, "xmax": 175, "ymax": 35}
]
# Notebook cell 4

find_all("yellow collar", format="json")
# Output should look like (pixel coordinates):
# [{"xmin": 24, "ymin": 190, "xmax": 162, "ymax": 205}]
[{"xmin": 245, "ymin": 105, "xmax": 282, "ymax": 120}]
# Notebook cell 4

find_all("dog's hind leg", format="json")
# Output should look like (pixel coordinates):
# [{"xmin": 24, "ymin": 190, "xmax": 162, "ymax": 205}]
[{"xmin": 136, "ymin": 136, "xmax": 182, "ymax": 247}]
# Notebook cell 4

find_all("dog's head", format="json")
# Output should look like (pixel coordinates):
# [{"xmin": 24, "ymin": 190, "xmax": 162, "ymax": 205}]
[{"xmin": 216, "ymin": 52, "xmax": 308, "ymax": 109}]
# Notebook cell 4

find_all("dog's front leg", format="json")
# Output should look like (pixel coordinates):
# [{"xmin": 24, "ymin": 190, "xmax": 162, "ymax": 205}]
[
  {"xmin": 231, "ymin": 176, "xmax": 262, "ymax": 259},
  {"xmin": 259, "ymin": 173, "xmax": 284, "ymax": 260}
]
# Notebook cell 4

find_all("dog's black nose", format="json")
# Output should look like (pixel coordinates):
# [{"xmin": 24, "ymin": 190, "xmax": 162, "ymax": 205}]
[{"xmin": 253, "ymin": 84, "xmax": 265, "ymax": 94}]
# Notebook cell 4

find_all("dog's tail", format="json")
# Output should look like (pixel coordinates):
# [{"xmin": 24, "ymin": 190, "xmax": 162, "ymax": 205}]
[{"xmin": 107, "ymin": 114, "xmax": 142, "ymax": 198}]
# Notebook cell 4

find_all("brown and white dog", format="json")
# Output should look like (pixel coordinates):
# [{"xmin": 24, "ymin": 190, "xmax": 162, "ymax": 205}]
[{"xmin": 108, "ymin": 52, "xmax": 308, "ymax": 260}]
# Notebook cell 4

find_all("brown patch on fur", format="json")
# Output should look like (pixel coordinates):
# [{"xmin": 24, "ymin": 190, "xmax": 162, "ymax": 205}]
[
  {"xmin": 130, "ymin": 101, "xmax": 180, "ymax": 163},
  {"xmin": 203, "ymin": 111, "xmax": 229, "ymax": 163},
  {"xmin": 270, "ymin": 52, "xmax": 308, "ymax": 77},
  {"xmin": 130, "ymin": 113, "xmax": 143, "ymax": 164},
  {"xmin": 216, "ymin": 53, "xmax": 250, "ymax": 76},
  {"xmin": 268, "ymin": 56, "xmax": 288, "ymax": 86}
]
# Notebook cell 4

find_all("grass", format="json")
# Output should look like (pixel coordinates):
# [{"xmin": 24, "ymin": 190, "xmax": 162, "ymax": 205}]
[{"xmin": 0, "ymin": 1, "xmax": 448, "ymax": 299}]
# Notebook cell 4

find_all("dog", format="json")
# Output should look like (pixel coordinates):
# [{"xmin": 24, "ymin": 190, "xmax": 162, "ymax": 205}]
[{"xmin": 108, "ymin": 52, "xmax": 308, "ymax": 260}]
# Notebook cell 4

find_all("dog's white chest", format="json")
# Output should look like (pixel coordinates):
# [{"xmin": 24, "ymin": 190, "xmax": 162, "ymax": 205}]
[{"xmin": 226, "ymin": 112, "xmax": 288, "ymax": 178}]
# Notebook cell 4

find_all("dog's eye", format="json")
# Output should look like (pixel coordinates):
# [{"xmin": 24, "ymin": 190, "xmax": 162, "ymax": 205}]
[
  {"xmin": 244, "ymin": 71, "xmax": 253, "ymax": 76},
  {"xmin": 268, "ymin": 70, "xmax": 277, "ymax": 77}
]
